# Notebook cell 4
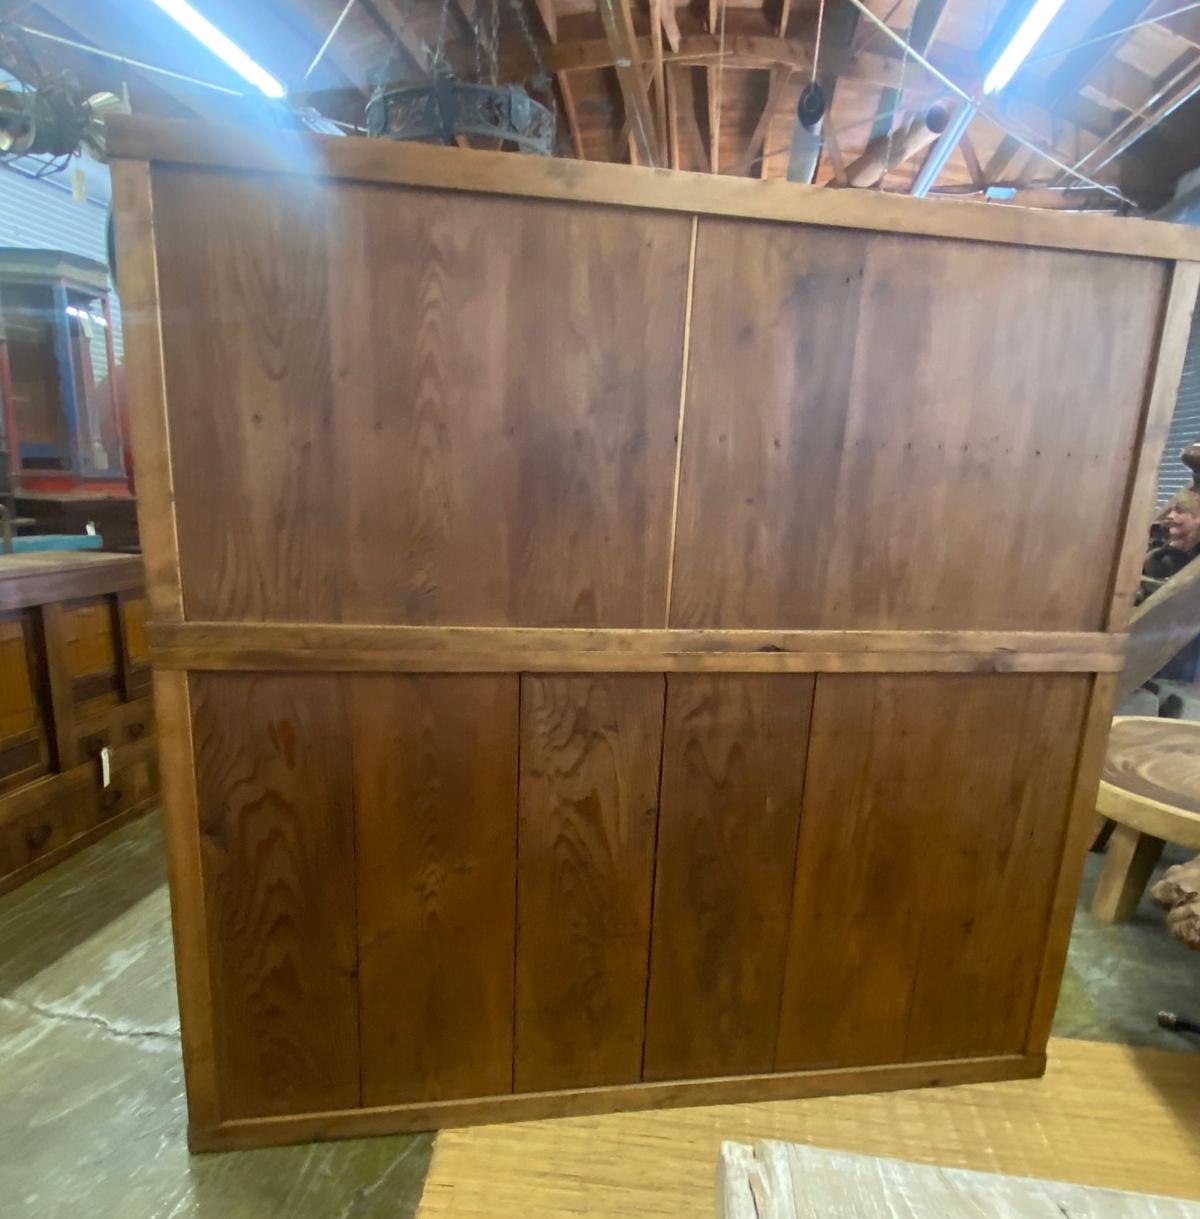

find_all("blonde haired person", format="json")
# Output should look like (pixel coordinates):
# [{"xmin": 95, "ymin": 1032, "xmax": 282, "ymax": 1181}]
[{"xmin": 1137, "ymin": 486, "xmax": 1200, "ymax": 606}]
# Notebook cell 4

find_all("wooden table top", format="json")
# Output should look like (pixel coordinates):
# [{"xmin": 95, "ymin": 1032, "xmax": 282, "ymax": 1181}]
[
  {"xmin": 1101, "ymin": 717, "xmax": 1200, "ymax": 819},
  {"xmin": 0, "ymin": 551, "xmax": 141, "ymax": 579}
]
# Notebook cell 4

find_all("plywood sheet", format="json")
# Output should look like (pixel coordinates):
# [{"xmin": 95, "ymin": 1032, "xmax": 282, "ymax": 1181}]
[{"xmin": 671, "ymin": 221, "xmax": 1167, "ymax": 630}]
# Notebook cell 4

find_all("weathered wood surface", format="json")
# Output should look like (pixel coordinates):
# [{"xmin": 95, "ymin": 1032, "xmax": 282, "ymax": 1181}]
[
  {"xmin": 107, "ymin": 116, "xmax": 1200, "ymax": 262},
  {"xmin": 108, "ymin": 124, "xmax": 1194, "ymax": 1147},
  {"xmin": 717, "ymin": 1142, "xmax": 1200, "ymax": 1219}
]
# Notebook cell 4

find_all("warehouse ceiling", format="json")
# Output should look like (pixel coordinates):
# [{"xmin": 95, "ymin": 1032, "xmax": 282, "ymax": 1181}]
[{"xmin": 4, "ymin": 0, "xmax": 1200, "ymax": 212}]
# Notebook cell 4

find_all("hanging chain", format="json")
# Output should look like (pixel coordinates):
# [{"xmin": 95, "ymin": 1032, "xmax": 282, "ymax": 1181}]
[
  {"xmin": 508, "ymin": 0, "xmax": 548, "ymax": 82},
  {"xmin": 811, "ymin": 0, "xmax": 827, "ymax": 83},
  {"xmin": 881, "ymin": 0, "xmax": 918, "ymax": 188},
  {"xmin": 472, "ymin": 7, "xmax": 483, "ymax": 82},
  {"xmin": 431, "ymin": 0, "xmax": 454, "ymax": 76},
  {"xmin": 489, "ymin": 0, "xmax": 500, "ymax": 84}
]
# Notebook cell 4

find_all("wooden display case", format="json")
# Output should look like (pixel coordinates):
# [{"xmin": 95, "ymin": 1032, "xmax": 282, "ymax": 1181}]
[
  {"xmin": 109, "ymin": 114, "xmax": 1200, "ymax": 1152},
  {"xmin": 0, "ymin": 551, "xmax": 158, "ymax": 893}
]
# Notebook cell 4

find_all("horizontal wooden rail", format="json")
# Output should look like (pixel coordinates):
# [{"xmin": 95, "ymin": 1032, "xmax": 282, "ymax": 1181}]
[
  {"xmin": 150, "ymin": 621, "xmax": 1126, "ymax": 674},
  {"xmin": 106, "ymin": 115, "xmax": 1200, "ymax": 262}
]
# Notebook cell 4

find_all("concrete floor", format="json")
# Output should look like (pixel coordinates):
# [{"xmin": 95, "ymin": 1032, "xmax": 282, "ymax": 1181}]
[{"xmin": 0, "ymin": 809, "xmax": 1195, "ymax": 1219}]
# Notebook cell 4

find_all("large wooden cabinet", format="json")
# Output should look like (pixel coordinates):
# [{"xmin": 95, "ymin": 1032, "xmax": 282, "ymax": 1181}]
[
  {"xmin": 0, "ymin": 551, "xmax": 158, "ymax": 893},
  {"xmin": 109, "ymin": 114, "xmax": 1200, "ymax": 1151}
]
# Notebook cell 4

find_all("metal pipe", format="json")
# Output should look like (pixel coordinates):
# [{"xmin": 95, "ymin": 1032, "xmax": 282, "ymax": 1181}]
[
  {"xmin": 15, "ymin": 25, "xmax": 245, "ymax": 96},
  {"xmin": 910, "ymin": 98, "xmax": 976, "ymax": 195},
  {"xmin": 838, "ymin": 0, "xmax": 1133, "ymax": 203},
  {"xmin": 304, "ymin": 0, "xmax": 359, "ymax": 81}
]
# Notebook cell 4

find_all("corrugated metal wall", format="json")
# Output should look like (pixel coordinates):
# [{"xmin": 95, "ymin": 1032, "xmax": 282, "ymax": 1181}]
[
  {"xmin": 1158, "ymin": 289, "xmax": 1200, "ymax": 504},
  {"xmin": 0, "ymin": 165, "xmax": 122, "ymax": 359}
]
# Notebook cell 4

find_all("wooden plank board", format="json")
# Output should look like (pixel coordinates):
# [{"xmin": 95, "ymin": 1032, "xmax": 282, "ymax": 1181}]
[
  {"xmin": 107, "ymin": 160, "xmax": 183, "ymax": 623},
  {"xmin": 671, "ymin": 221, "xmax": 1167, "ymax": 632},
  {"xmin": 189, "ymin": 672, "xmax": 359, "ymax": 1119},
  {"xmin": 147, "ymin": 621, "xmax": 1126, "ymax": 674},
  {"xmin": 355, "ymin": 674, "xmax": 519, "ymax": 1105},
  {"xmin": 717, "ymin": 1141, "xmax": 1200, "ymax": 1219},
  {"xmin": 152, "ymin": 167, "xmax": 342, "ymax": 624},
  {"xmin": 643, "ymin": 674, "xmax": 814, "ymax": 1080},
  {"xmin": 515, "ymin": 674, "xmax": 664, "ymax": 1091},
  {"xmin": 776, "ymin": 673, "xmax": 1090, "ymax": 1070},
  {"xmin": 106, "ymin": 116, "xmax": 1200, "ymax": 262},
  {"xmin": 324, "ymin": 183, "xmax": 688, "ymax": 627}
]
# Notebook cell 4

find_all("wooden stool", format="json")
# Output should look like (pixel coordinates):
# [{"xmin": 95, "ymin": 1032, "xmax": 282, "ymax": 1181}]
[{"xmin": 1092, "ymin": 717, "xmax": 1200, "ymax": 923}]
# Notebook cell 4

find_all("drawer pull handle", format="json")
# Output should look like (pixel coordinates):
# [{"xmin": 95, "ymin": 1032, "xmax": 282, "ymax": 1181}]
[{"xmin": 127, "ymin": 722, "xmax": 146, "ymax": 740}]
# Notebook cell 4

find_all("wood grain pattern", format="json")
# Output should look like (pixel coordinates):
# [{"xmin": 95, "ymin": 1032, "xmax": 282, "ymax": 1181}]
[
  {"xmin": 325, "ymin": 183, "xmax": 688, "ymax": 627},
  {"xmin": 153, "ymin": 669, "xmax": 220, "ymax": 1136},
  {"xmin": 152, "ymin": 166, "xmax": 343, "ymax": 623},
  {"xmin": 671, "ymin": 221, "xmax": 1166, "ymax": 631},
  {"xmin": 1025, "ymin": 673, "xmax": 1119, "ymax": 1052},
  {"xmin": 147, "ymin": 620, "xmax": 1126, "ymax": 674},
  {"xmin": 189, "ymin": 672, "xmax": 359, "ymax": 1119},
  {"xmin": 643, "ymin": 674, "xmax": 814, "ymax": 1081},
  {"xmin": 107, "ymin": 116, "xmax": 1200, "ymax": 262},
  {"xmin": 197, "ymin": 1052, "xmax": 1041, "ymax": 1150},
  {"xmin": 107, "ymin": 160, "xmax": 183, "ymax": 622},
  {"xmin": 355, "ymin": 674, "xmax": 519, "ymax": 1105},
  {"xmin": 776, "ymin": 674, "xmax": 1090, "ymax": 1070},
  {"xmin": 1101, "ymin": 717, "xmax": 1200, "ymax": 815},
  {"xmin": 515, "ymin": 674, "xmax": 664, "ymax": 1091}
]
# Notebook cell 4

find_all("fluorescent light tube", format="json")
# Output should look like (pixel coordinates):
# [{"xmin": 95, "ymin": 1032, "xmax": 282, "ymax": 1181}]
[
  {"xmin": 148, "ymin": 0, "xmax": 286, "ymax": 98},
  {"xmin": 983, "ymin": 0, "xmax": 1069, "ymax": 94}
]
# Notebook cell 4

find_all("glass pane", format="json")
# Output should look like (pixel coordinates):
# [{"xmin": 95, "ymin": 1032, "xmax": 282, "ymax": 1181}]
[{"xmin": 67, "ymin": 290, "xmax": 118, "ymax": 475}]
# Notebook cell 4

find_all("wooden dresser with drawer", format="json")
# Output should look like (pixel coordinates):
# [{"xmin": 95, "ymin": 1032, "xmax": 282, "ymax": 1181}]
[{"xmin": 0, "ymin": 552, "xmax": 158, "ymax": 893}]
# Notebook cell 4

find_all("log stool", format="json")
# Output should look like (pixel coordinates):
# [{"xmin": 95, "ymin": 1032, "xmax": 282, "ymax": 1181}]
[{"xmin": 1092, "ymin": 717, "xmax": 1200, "ymax": 923}]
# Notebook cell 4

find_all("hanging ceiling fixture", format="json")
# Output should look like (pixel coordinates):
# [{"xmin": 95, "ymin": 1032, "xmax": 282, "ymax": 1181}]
[{"xmin": 366, "ymin": 0, "xmax": 555, "ymax": 155}]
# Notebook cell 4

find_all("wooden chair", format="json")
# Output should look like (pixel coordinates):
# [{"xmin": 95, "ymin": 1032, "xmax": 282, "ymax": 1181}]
[{"xmin": 1092, "ymin": 558, "xmax": 1200, "ymax": 924}]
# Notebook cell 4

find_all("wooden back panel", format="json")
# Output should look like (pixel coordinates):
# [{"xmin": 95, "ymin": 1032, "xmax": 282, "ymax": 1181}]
[{"xmin": 108, "ymin": 118, "xmax": 1200, "ymax": 1149}]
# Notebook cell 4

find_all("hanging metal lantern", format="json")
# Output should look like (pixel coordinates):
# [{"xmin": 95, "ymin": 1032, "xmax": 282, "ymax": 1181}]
[
  {"xmin": 366, "ymin": 77, "xmax": 554, "ymax": 154},
  {"xmin": 365, "ymin": 0, "xmax": 556, "ymax": 155}
]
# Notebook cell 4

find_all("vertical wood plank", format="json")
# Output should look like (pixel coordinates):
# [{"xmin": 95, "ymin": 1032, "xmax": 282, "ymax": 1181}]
[
  {"xmin": 107, "ymin": 160, "xmax": 184, "ymax": 623},
  {"xmin": 515, "ymin": 674, "xmax": 665, "ymax": 1091},
  {"xmin": 153, "ymin": 669, "xmax": 220, "ymax": 1136},
  {"xmin": 152, "ymin": 167, "xmax": 343, "ymax": 623},
  {"xmin": 190, "ymin": 673, "xmax": 360, "ymax": 1119},
  {"xmin": 1106, "ymin": 261, "xmax": 1200, "ymax": 631},
  {"xmin": 355, "ymin": 674, "xmax": 519, "ymax": 1105},
  {"xmin": 642, "ymin": 674, "xmax": 813, "ymax": 1081},
  {"xmin": 776, "ymin": 674, "xmax": 1091, "ymax": 1071},
  {"xmin": 1025, "ymin": 673, "xmax": 1119, "ymax": 1052},
  {"xmin": 37, "ymin": 602, "xmax": 77, "ymax": 769}
]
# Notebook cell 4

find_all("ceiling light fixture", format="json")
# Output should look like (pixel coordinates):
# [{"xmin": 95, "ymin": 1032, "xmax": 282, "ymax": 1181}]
[
  {"xmin": 147, "ymin": 0, "xmax": 285, "ymax": 98},
  {"xmin": 983, "ymin": 0, "xmax": 1069, "ymax": 93}
]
